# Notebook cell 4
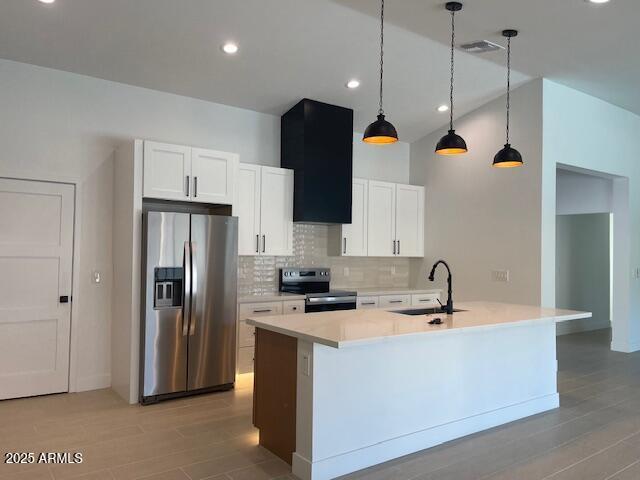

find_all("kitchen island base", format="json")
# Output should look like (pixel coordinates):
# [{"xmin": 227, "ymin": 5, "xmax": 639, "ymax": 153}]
[{"xmin": 250, "ymin": 303, "xmax": 590, "ymax": 480}]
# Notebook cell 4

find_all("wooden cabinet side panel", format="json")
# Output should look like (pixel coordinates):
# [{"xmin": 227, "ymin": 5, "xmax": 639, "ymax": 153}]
[{"xmin": 253, "ymin": 328, "xmax": 298, "ymax": 465}]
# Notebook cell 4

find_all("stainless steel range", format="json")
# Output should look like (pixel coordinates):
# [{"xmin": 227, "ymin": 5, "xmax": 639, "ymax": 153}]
[{"xmin": 279, "ymin": 267, "xmax": 357, "ymax": 313}]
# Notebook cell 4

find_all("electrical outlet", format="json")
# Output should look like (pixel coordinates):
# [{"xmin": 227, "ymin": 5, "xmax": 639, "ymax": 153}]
[
  {"xmin": 343, "ymin": 267, "xmax": 350, "ymax": 277},
  {"xmin": 391, "ymin": 266, "xmax": 397, "ymax": 275},
  {"xmin": 492, "ymin": 270, "xmax": 510, "ymax": 282},
  {"xmin": 301, "ymin": 354, "xmax": 311, "ymax": 376},
  {"xmin": 92, "ymin": 271, "xmax": 101, "ymax": 284}
]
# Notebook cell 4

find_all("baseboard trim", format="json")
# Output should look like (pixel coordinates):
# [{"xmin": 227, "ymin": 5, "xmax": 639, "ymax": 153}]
[
  {"xmin": 74, "ymin": 373, "xmax": 111, "ymax": 392},
  {"xmin": 611, "ymin": 338, "xmax": 640, "ymax": 353},
  {"xmin": 292, "ymin": 393, "xmax": 559, "ymax": 480}
]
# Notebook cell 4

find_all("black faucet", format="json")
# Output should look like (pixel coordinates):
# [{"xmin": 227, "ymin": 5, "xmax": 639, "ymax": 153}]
[{"xmin": 428, "ymin": 260, "xmax": 453, "ymax": 315}]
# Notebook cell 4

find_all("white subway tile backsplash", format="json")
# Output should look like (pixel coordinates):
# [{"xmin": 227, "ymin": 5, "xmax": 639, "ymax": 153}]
[{"xmin": 238, "ymin": 224, "xmax": 410, "ymax": 296}]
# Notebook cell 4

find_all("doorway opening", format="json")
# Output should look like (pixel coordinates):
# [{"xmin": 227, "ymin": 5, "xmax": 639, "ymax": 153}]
[{"xmin": 554, "ymin": 165, "xmax": 629, "ymax": 351}]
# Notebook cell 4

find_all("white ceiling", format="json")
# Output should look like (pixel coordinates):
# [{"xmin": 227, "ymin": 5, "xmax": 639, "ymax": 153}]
[
  {"xmin": 338, "ymin": 0, "xmax": 640, "ymax": 121},
  {"xmin": 0, "ymin": 0, "xmax": 535, "ymax": 142}
]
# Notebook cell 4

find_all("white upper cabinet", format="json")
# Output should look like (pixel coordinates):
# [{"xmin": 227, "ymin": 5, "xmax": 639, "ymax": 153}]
[
  {"xmin": 339, "ymin": 178, "xmax": 368, "ymax": 256},
  {"xmin": 191, "ymin": 148, "xmax": 238, "ymax": 204},
  {"xmin": 237, "ymin": 164, "xmax": 262, "ymax": 256},
  {"xmin": 236, "ymin": 164, "xmax": 293, "ymax": 257},
  {"xmin": 395, "ymin": 184, "xmax": 424, "ymax": 257},
  {"xmin": 367, "ymin": 180, "xmax": 397, "ymax": 257},
  {"xmin": 260, "ymin": 166, "xmax": 294, "ymax": 256},
  {"xmin": 143, "ymin": 141, "xmax": 238, "ymax": 205},
  {"xmin": 143, "ymin": 141, "xmax": 191, "ymax": 201},
  {"xmin": 367, "ymin": 180, "xmax": 425, "ymax": 258}
]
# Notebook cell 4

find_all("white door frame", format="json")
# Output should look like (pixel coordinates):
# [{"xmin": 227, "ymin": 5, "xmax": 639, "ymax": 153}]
[{"xmin": 0, "ymin": 172, "xmax": 82, "ymax": 393}]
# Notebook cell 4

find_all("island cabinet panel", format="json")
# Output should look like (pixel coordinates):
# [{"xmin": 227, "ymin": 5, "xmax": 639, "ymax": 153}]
[{"xmin": 253, "ymin": 328, "xmax": 298, "ymax": 465}]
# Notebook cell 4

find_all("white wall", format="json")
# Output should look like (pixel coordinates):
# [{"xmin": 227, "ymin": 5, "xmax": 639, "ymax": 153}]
[
  {"xmin": 0, "ymin": 58, "xmax": 411, "ymax": 393},
  {"xmin": 556, "ymin": 169, "xmax": 613, "ymax": 215},
  {"xmin": 542, "ymin": 80, "xmax": 640, "ymax": 352},
  {"xmin": 556, "ymin": 213, "xmax": 611, "ymax": 335},
  {"xmin": 409, "ymin": 80, "xmax": 543, "ymax": 305}
]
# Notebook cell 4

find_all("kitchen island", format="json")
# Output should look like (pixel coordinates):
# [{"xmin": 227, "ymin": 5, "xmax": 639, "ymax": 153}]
[{"xmin": 247, "ymin": 302, "xmax": 591, "ymax": 480}]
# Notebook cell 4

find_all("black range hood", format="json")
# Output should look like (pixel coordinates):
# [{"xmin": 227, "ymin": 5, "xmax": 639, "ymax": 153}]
[{"xmin": 281, "ymin": 99, "xmax": 353, "ymax": 224}]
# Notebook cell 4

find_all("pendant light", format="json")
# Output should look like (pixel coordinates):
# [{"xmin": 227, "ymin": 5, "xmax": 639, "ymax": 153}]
[
  {"xmin": 363, "ymin": 0, "xmax": 398, "ymax": 144},
  {"xmin": 493, "ymin": 30, "xmax": 523, "ymax": 168},
  {"xmin": 435, "ymin": 2, "xmax": 468, "ymax": 156}
]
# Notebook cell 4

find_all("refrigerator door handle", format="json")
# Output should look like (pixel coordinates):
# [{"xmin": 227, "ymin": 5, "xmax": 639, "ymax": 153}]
[
  {"xmin": 189, "ymin": 242, "xmax": 198, "ymax": 336},
  {"xmin": 182, "ymin": 241, "xmax": 191, "ymax": 336}
]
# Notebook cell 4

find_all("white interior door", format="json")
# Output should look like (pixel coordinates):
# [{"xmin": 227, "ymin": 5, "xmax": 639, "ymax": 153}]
[
  {"xmin": 236, "ymin": 164, "xmax": 262, "ymax": 255},
  {"xmin": 395, "ymin": 184, "xmax": 425, "ymax": 257},
  {"xmin": 342, "ymin": 178, "xmax": 368, "ymax": 256},
  {"xmin": 260, "ymin": 167, "xmax": 293, "ymax": 256},
  {"xmin": 191, "ymin": 148, "xmax": 238, "ymax": 205},
  {"xmin": 367, "ymin": 180, "xmax": 396, "ymax": 257},
  {"xmin": 0, "ymin": 179, "xmax": 74, "ymax": 400},
  {"xmin": 143, "ymin": 141, "xmax": 191, "ymax": 201}
]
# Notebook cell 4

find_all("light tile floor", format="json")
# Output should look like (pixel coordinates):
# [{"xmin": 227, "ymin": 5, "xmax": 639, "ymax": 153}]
[{"xmin": 2, "ymin": 329, "xmax": 640, "ymax": 480}]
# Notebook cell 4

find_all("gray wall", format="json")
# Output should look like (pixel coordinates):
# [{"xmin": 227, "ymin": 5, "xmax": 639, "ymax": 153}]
[
  {"xmin": 409, "ymin": 80, "xmax": 543, "ymax": 304},
  {"xmin": 556, "ymin": 214, "xmax": 611, "ymax": 334}
]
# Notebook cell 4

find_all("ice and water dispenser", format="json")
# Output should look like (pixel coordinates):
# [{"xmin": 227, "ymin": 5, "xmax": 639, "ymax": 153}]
[{"xmin": 153, "ymin": 267, "xmax": 183, "ymax": 309}]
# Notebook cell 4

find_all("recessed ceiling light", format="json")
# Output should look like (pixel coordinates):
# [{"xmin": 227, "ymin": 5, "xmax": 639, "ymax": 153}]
[
  {"xmin": 437, "ymin": 105, "xmax": 449, "ymax": 113},
  {"xmin": 222, "ymin": 43, "xmax": 239, "ymax": 54},
  {"xmin": 346, "ymin": 79, "xmax": 360, "ymax": 89},
  {"xmin": 38, "ymin": 0, "xmax": 55, "ymax": 3},
  {"xmin": 587, "ymin": 0, "xmax": 610, "ymax": 3}
]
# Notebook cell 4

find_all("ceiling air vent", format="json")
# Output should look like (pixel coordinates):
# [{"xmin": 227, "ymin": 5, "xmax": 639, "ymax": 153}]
[{"xmin": 459, "ymin": 40, "xmax": 504, "ymax": 53}]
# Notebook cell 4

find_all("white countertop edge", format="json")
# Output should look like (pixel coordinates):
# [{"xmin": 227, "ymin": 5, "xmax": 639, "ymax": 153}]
[
  {"xmin": 246, "ymin": 310, "xmax": 592, "ymax": 349},
  {"xmin": 238, "ymin": 293, "xmax": 306, "ymax": 304}
]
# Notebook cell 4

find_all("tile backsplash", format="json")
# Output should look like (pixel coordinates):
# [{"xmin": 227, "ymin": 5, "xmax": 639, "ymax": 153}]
[{"xmin": 238, "ymin": 224, "xmax": 410, "ymax": 296}]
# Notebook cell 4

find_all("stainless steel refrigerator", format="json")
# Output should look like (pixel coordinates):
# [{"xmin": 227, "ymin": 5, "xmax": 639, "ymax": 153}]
[{"xmin": 140, "ymin": 211, "xmax": 238, "ymax": 404}]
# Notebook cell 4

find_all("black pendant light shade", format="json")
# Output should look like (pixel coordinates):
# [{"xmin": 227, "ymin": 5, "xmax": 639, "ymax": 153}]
[
  {"xmin": 363, "ymin": 114, "xmax": 398, "ymax": 144},
  {"xmin": 435, "ymin": 130, "xmax": 468, "ymax": 155},
  {"xmin": 436, "ymin": 2, "xmax": 468, "ymax": 156},
  {"xmin": 493, "ymin": 144, "xmax": 523, "ymax": 168},
  {"xmin": 363, "ymin": 0, "xmax": 398, "ymax": 145},
  {"xmin": 493, "ymin": 29, "xmax": 523, "ymax": 168}
]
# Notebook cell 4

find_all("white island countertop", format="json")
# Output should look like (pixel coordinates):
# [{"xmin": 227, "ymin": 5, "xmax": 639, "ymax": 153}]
[{"xmin": 247, "ymin": 301, "xmax": 592, "ymax": 348}]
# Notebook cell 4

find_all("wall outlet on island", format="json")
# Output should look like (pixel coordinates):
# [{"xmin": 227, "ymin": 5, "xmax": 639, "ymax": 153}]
[
  {"xmin": 492, "ymin": 270, "xmax": 510, "ymax": 282},
  {"xmin": 343, "ymin": 267, "xmax": 350, "ymax": 277}
]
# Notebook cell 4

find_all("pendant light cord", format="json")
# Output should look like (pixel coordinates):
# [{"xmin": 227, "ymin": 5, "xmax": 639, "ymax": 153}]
[
  {"xmin": 449, "ymin": 9, "xmax": 455, "ymax": 131},
  {"xmin": 506, "ymin": 36, "xmax": 511, "ymax": 144},
  {"xmin": 378, "ymin": 0, "xmax": 385, "ymax": 116}
]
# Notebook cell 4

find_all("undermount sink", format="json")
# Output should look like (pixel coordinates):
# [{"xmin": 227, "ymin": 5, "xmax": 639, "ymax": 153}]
[{"xmin": 394, "ymin": 307, "xmax": 466, "ymax": 316}]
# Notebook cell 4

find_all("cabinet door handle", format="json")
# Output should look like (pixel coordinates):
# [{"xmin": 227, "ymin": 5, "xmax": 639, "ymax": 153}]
[
  {"xmin": 253, "ymin": 309, "xmax": 272, "ymax": 313},
  {"xmin": 389, "ymin": 300, "xmax": 403, "ymax": 304},
  {"xmin": 397, "ymin": 240, "xmax": 400, "ymax": 256},
  {"xmin": 343, "ymin": 238, "xmax": 347, "ymax": 254},
  {"xmin": 393, "ymin": 240, "xmax": 397, "ymax": 255},
  {"xmin": 361, "ymin": 302, "xmax": 375, "ymax": 306},
  {"xmin": 194, "ymin": 176, "xmax": 198, "ymax": 198},
  {"xmin": 256, "ymin": 234, "xmax": 260, "ymax": 253},
  {"xmin": 262, "ymin": 235, "xmax": 266, "ymax": 253},
  {"xmin": 185, "ymin": 176, "xmax": 190, "ymax": 197}
]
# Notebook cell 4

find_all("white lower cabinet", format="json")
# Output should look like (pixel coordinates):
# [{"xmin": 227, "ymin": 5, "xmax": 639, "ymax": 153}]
[
  {"xmin": 357, "ymin": 296, "xmax": 379, "ymax": 309},
  {"xmin": 378, "ymin": 294, "xmax": 411, "ymax": 309},
  {"xmin": 411, "ymin": 293, "xmax": 440, "ymax": 307},
  {"xmin": 236, "ymin": 299, "xmax": 304, "ymax": 374}
]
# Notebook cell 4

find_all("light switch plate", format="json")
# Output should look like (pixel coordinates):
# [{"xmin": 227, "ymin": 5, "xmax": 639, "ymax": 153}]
[{"xmin": 492, "ymin": 270, "xmax": 510, "ymax": 282}]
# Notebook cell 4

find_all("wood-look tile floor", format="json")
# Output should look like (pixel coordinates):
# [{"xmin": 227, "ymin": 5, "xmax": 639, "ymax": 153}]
[{"xmin": 2, "ymin": 329, "xmax": 640, "ymax": 480}]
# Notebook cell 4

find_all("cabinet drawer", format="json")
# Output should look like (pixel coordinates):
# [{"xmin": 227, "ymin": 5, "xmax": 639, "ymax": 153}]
[
  {"xmin": 238, "ymin": 320, "xmax": 255, "ymax": 347},
  {"xmin": 357, "ymin": 296, "xmax": 379, "ymax": 309},
  {"xmin": 379, "ymin": 294, "xmax": 411, "ymax": 309},
  {"xmin": 283, "ymin": 300, "xmax": 305, "ymax": 315},
  {"xmin": 411, "ymin": 293, "xmax": 440, "ymax": 307},
  {"xmin": 239, "ymin": 301, "xmax": 283, "ymax": 319},
  {"xmin": 237, "ymin": 346, "xmax": 254, "ymax": 374}
]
